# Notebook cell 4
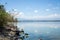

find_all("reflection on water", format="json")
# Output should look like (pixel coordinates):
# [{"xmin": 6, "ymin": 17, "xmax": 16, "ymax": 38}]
[{"xmin": 16, "ymin": 22, "xmax": 60, "ymax": 40}]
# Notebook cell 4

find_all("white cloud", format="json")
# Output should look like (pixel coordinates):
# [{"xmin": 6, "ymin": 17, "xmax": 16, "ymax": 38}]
[
  {"xmin": 48, "ymin": 14, "xmax": 60, "ymax": 18},
  {"xmin": 14, "ymin": 13, "xmax": 60, "ymax": 20},
  {"xmin": 34, "ymin": 10, "xmax": 38, "ymax": 13},
  {"xmin": 18, "ymin": 13, "xmax": 60, "ymax": 20},
  {"xmin": 6, "ymin": 10, "xmax": 9, "ymax": 13},
  {"xmin": 45, "ymin": 9, "xmax": 50, "ymax": 11},
  {"xmin": 10, "ymin": 11, "xmax": 25, "ymax": 18},
  {"xmin": 8, "ymin": 9, "xmax": 60, "ymax": 20},
  {"xmin": 54, "ymin": 13, "xmax": 58, "ymax": 16},
  {"xmin": 12, "ymin": 9, "xmax": 17, "ymax": 11},
  {"xmin": 15, "ymin": 12, "xmax": 24, "ymax": 18},
  {"xmin": 30, "ymin": 13, "xmax": 59, "ymax": 20}
]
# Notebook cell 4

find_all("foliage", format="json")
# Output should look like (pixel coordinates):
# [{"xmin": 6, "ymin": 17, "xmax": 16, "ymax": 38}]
[
  {"xmin": 0, "ymin": 5, "xmax": 14, "ymax": 27},
  {"xmin": 0, "ymin": 4, "xmax": 29, "ymax": 40}
]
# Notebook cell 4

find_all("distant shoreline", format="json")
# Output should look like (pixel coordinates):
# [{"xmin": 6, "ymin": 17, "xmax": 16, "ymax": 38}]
[{"xmin": 18, "ymin": 20, "xmax": 60, "ymax": 22}]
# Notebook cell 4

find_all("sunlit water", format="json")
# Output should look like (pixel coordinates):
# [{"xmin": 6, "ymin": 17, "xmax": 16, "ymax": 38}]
[{"xmin": 16, "ymin": 22, "xmax": 60, "ymax": 40}]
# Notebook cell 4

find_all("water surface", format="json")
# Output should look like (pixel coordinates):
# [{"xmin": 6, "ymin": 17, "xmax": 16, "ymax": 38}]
[{"xmin": 16, "ymin": 22, "xmax": 60, "ymax": 40}]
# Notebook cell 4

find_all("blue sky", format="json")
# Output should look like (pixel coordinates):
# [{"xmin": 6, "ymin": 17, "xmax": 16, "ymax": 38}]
[{"xmin": 0, "ymin": 0, "xmax": 60, "ymax": 20}]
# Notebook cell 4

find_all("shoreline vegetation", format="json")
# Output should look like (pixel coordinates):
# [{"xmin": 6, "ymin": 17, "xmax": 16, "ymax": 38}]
[{"xmin": 0, "ymin": 4, "xmax": 28, "ymax": 40}]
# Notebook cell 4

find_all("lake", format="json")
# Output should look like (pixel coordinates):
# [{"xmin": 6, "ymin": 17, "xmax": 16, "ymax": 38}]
[{"xmin": 16, "ymin": 22, "xmax": 60, "ymax": 40}]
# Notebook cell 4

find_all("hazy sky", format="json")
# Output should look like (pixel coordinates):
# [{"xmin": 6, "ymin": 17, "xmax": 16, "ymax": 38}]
[{"xmin": 0, "ymin": 0, "xmax": 60, "ymax": 20}]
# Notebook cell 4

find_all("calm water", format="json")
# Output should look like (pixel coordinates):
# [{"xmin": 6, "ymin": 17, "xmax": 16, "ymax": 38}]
[{"xmin": 16, "ymin": 22, "xmax": 60, "ymax": 40}]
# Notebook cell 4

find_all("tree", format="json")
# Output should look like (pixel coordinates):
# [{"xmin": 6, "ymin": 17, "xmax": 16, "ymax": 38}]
[
  {"xmin": 0, "ymin": 4, "xmax": 14, "ymax": 27},
  {"xmin": 0, "ymin": 4, "xmax": 29, "ymax": 40}
]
